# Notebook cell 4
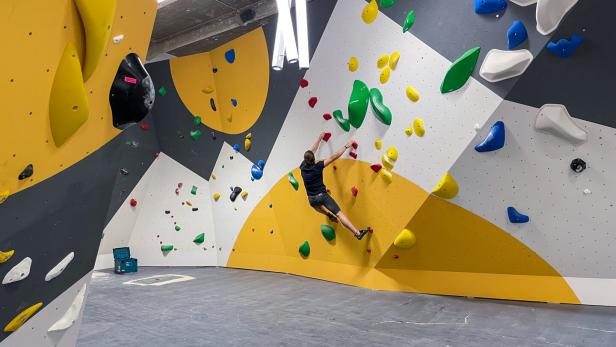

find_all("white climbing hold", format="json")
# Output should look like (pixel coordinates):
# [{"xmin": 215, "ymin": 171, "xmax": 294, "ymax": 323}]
[
  {"xmin": 509, "ymin": 0, "xmax": 538, "ymax": 6},
  {"xmin": 48, "ymin": 284, "xmax": 87, "ymax": 332},
  {"xmin": 536, "ymin": 0, "xmax": 578, "ymax": 35},
  {"xmin": 45, "ymin": 252, "xmax": 75, "ymax": 282},
  {"xmin": 535, "ymin": 104, "xmax": 587, "ymax": 143},
  {"xmin": 479, "ymin": 49, "xmax": 533, "ymax": 82},
  {"xmin": 112, "ymin": 34, "xmax": 124, "ymax": 44},
  {"xmin": 2, "ymin": 257, "xmax": 32, "ymax": 284},
  {"xmin": 583, "ymin": 188, "xmax": 591, "ymax": 195},
  {"xmin": 474, "ymin": 123, "xmax": 481, "ymax": 132}
]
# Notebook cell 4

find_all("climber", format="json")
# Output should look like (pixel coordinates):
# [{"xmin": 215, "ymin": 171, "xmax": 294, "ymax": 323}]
[{"xmin": 300, "ymin": 133, "xmax": 371, "ymax": 240}]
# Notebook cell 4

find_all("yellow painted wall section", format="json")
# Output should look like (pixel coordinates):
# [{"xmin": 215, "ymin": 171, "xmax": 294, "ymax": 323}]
[
  {"xmin": 0, "ymin": 0, "xmax": 157, "ymax": 198},
  {"xmin": 228, "ymin": 160, "xmax": 579, "ymax": 304},
  {"xmin": 169, "ymin": 28, "xmax": 269, "ymax": 135}
]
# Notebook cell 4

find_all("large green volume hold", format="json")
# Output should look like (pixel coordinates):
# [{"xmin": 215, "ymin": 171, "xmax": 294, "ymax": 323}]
[
  {"xmin": 348, "ymin": 80, "xmax": 370, "ymax": 129},
  {"xmin": 440, "ymin": 47, "xmax": 481, "ymax": 93},
  {"xmin": 161, "ymin": 245, "xmax": 174, "ymax": 252},
  {"xmin": 298, "ymin": 241, "xmax": 310, "ymax": 257},
  {"xmin": 403, "ymin": 10, "xmax": 415, "ymax": 33},
  {"xmin": 333, "ymin": 110, "xmax": 351, "ymax": 132},
  {"xmin": 369, "ymin": 88, "xmax": 392, "ymax": 125},
  {"xmin": 320, "ymin": 225, "xmax": 336, "ymax": 241}
]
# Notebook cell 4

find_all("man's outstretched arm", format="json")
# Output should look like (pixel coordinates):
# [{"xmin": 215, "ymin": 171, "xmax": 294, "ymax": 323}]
[
  {"xmin": 324, "ymin": 140, "xmax": 354, "ymax": 167},
  {"xmin": 310, "ymin": 132, "xmax": 324, "ymax": 153}
]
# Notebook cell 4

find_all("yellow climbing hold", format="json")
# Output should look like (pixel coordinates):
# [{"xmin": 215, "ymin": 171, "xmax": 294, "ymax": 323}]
[
  {"xmin": 245, "ymin": 133, "xmax": 252, "ymax": 139},
  {"xmin": 386, "ymin": 147, "xmax": 398, "ymax": 161},
  {"xmin": 389, "ymin": 52, "xmax": 400, "ymax": 70},
  {"xmin": 406, "ymin": 86, "xmax": 420, "ymax": 102},
  {"xmin": 405, "ymin": 127, "xmax": 413, "ymax": 136},
  {"xmin": 394, "ymin": 229, "xmax": 416, "ymax": 249},
  {"xmin": 0, "ymin": 250, "xmax": 15, "ymax": 264},
  {"xmin": 49, "ymin": 42, "xmax": 90, "ymax": 147},
  {"xmin": 374, "ymin": 138, "xmax": 382, "ymax": 150},
  {"xmin": 432, "ymin": 172, "xmax": 459, "ymax": 199},
  {"xmin": 380, "ymin": 168, "xmax": 393, "ymax": 183},
  {"xmin": 381, "ymin": 154, "xmax": 395, "ymax": 170},
  {"xmin": 3, "ymin": 302, "xmax": 43, "ymax": 333},
  {"xmin": 413, "ymin": 117, "xmax": 425, "ymax": 137},
  {"xmin": 241, "ymin": 191, "xmax": 248, "ymax": 200},
  {"xmin": 211, "ymin": 174, "xmax": 217, "ymax": 180},
  {"xmin": 202, "ymin": 86, "xmax": 214, "ymax": 94},
  {"xmin": 213, "ymin": 193, "xmax": 221, "ymax": 201},
  {"xmin": 244, "ymin": 139, "xmax": 252, "ymax": 152},
  {"xmin": 186, "ymin": 200, "xmax": 193, "ymax": 206},
  {"xmin": 348, "ymin": 56, "xmax": 359, "ymax": 72},
  {"xmin": 377, "ymin": 54, "xmax": 390, "ymax": 69},
  {"xmin": 362, "ymin": 0, "xmax": 378, "ymax": 24},
  {"xmin": 380, "ymin": 67, "xmax": 391, "ymax": 84},
  {"xmin": 74, "ymin": 0, "xmax": 117, "ymax": 81},
  {"xmin": 0, "ymin": 190, "xmax": 9, "ymax": 204}
]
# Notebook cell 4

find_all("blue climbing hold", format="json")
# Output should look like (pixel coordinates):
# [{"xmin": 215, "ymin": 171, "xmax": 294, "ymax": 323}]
[
  {"xmin": 507, "ymin": 20, "xmax": 528, "ymax": 49},
  {"xmin": 547, "ymin": 35, "xmax": 583, "ymax": 58},
  {"xmin": 507, "ymin": 207, "xmax": 529, "ymax": 223},
  {"xmin": 251, "ymin": 164, "xmax": 263, "ymax": 180},
  {"xmin": 474, "ymin": 0, "xmax": 507, "ymax": 14},
  {"xmin": 257, "ymin": 159, "xmax": 265, "ymax": 170},
  {"xmin": 233, "ymin": 143, "xmax": 240, "ymax": 152},
  {"xmin": 231, "ymin": 99, "xmax": 238, "ymax": 107},
  {"xmin": 475, "ymin": 121, "xmax": 505, "ymax": 152},
  {"xmin": 225, "ymin": 49, "xmax": 236, "ymax": 63}
]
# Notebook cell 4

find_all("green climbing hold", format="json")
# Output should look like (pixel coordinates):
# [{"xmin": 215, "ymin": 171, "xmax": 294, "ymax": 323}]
[
  {"xmin": 175, "ymin": 225, "xmax": 181, "ymax": 231},
  {"xmin": 193, "ymin": 233, "xmax": 205, "ymax": 244},
  {"xmin": 288, "ymin": 172, "xmax": 299, "ymax": 191},
  {"xmin": 440, "ymin": 47, "xmax": 481, "ymax": 93},
  {"xmin": 381, "ymin": 0, "xmax": 395, "ymax": 8},
  {"xmin": 193, "ymin": 116, "xmax": 201, "ymax": 125},
  {"xmin": 320, "ymin": 225, "xmax": 336, "ymax": 241},
  {"xmin": 348, "ymin": 80, "xmax": 370, "ymax": 129},
  {"xmin": 161, "ymin": 245, "xmax": 173, "ymax": 252},
  {"xmin": 191, "ymin": 185, "xmax": 198, "ymax": 195},
  {"xmin": 369, "ymin": 88, "xmax": 392, "ymax": 125},
  {"xmin": 333, "ymin": 110, "xmax": 351, "ymax": 132},
  {"xmin": 298, "ymin": 241, "xmax": 310, "ymax": 257},
  {"xmin": 158, "ymin": 86, "xmax": 167, "ymax": 96},
  {"xmin": 403, "ymin": 10, "xmax": 415, "ymax": 32},
  {"xmin": 190, "ymin": 129, "xmax": 203, "ymax": 141}
]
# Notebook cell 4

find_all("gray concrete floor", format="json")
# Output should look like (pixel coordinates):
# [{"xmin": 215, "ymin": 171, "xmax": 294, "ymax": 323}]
[{"xmin": 77, "ymin": 267, "xmax": 616, "ymax": 347}]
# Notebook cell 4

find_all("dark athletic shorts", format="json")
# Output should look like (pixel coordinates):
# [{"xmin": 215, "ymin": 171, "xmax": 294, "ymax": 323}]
[{"xmin": 307, "ymin": 193, "xmax": 341, "ymax": 215}]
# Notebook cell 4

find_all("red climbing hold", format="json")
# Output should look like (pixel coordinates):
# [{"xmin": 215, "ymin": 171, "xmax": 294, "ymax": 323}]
[
  {"xmin": 349, "ymin": 151, "xmax": 357, "ymax": 159},
  {"xmin": 140, "ymin": 122, "xmax": 148, "ymax": 130},
  {"xmin": 323, "ymin": 113, "xmax": 332, "ymax": 120},
  {"xmin": 370, "ymin": 164, "xmax": 382, "ymax": 173},
  {"xmin": 366, "ymin": 248, "xmax": 372, "ymax": 253},
  {"xmin": 123, "ymin": 76, "xmax": 137, "ymax": 84},
  {"xmin": 300, "ymin": 78, "xmax": 309, "ymax": 88},
  {"xmin": 308, "ymin": 97, "xmax": 317, "ymax": 108},
  {"xmin": 154, "ymin": 152, "xmax": 160, "ymax": 157},
  {"xmin": 130, "ymin": 199, "xmax": 137, "ymax": 207},
  {"xmin": 323, "ymin": 132, "xmax": 331, "ymax": 142},
  {"xmin": 351, "ymin": 141, "xmax": 358, "ymax": 149},
  {"xmin": 393, "ymin": 254, "xmax": 399, "ymax": 259},
  {"xmin": 351, "ymin": 186, "xmax": 359, "ymax": 197}
]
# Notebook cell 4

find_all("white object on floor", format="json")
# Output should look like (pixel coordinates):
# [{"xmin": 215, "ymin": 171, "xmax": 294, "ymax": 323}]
[
  {"xmin": 123, "ymin": 274, "xmax": 195, "ymax": 286},
  {"xmin": 2, "ymin": 257, "xmax": 32, "ymax": 284},
  {"xmin": 536, "ymin": 0, "xmax": 578, "ymax": 35},
  {"xmin": 48, "ymin": 284, "xmax": 87, "ymax": 332},
  {"xmin": 112, "ymin": 34, "xmax": 124, "ymax": 44},
  {"xmin": 535, "ymin": 104, "xmax": 587, "ymax": 143},
  {"xmin": 479, "ymin": 49, "xmax": 533, "ymax": 82},
  {"xmin": 509, "ymin": 0, "xmax": 538, "ymax": 6},
  {"xmin": 45, "ymin": 252, "xmax": 75, "ymax": 282}
]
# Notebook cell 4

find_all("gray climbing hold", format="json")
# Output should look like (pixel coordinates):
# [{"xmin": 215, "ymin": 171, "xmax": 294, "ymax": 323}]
[
  {"xmin": 535, "ymin": 104, "xmax": 587, "ymax": 143},
  {"xmin": 479, "ymin": 49, "xmax": 533, "ymax": 82}
]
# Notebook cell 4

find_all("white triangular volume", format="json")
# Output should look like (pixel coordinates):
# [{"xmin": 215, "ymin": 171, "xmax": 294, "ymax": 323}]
[
  {"xmin": 536, "ymin": 0, "xmax": 578, "ymax": 35},
  {"xmin": 2, "ymin": 257, "xmax": 32, "ymax": 284},
  {"xmin": 48, "ymin": 283, "xmax": 87, "ymax": 332},
  {"xmin": 509, "ymin": 0, "xmax": 538, "ymax": 6},
  {"xmin": 479, "ymin": 49, "xmax": 533, "ymax": 83},
  {"xmin": 535, "ymin": 104, "xmax": 588, "ymax": 143},
  {"xmin": 45, "ymin": 252, "xmax": 75, "ymax": 282}
]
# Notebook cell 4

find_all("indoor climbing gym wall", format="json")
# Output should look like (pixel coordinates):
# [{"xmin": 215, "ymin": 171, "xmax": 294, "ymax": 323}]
[{"xmin": 0, "ymin": 0, "xmax": 157, "ymax": 345}]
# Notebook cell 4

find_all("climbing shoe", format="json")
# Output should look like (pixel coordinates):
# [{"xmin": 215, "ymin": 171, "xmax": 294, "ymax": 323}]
[{"xmin": 355, "ymin": 228, "xmax": 371, "ymax": 240}]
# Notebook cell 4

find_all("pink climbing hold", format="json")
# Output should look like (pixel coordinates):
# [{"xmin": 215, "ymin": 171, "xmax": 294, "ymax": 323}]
[
  {"xmin": 349, "ymin": 151, "xmax": 357, "ymax": 159},
  {"xmin": 370, "ymin": 163, "xmax": 382, "ymax": 173},
  {"xmin": 130, "ymin": 199, "xmax": 137, "ymax": 207},
  {"xmin": 124, "ymin": 76, "xmax": 137, "ymax": 84},
  {"xmin": 140, "ymin": 122, "xmax": 148, "ymax": 130},
  {"xmin": 300, "ymin": 78, "xmax": 309, "ymax": 88},
  {"xmin": 154, "ymin": 152, "xmax": 160, "ymax": 157},
  {"xmin": 308, "ymin": 97, "xmax": 318, "ymax": 108},
  {"xmin": 323, "ymin": 113, "xmax": 332, "ymax": 120},
  {"xmin": 323, "ymin": 132, "xmax": 331, "ymax": 142},
  {"xmin": 351, "ymin": 141, "xmax": 358, "ymax": 149},
  {"xmin": 351, "ymin": 186, "xmax": 359, "ymax": 197}
]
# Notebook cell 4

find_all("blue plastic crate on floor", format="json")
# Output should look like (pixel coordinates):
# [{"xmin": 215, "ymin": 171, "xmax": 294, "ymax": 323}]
[{"xmin": 113, "ymin": 247, "xmax": 138, "ymax": 274}]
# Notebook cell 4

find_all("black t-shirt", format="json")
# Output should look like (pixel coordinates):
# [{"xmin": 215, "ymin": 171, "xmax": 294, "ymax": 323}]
[{"xmin": 300, "ymin": 160, "xmax": 326, "ymax": 196}]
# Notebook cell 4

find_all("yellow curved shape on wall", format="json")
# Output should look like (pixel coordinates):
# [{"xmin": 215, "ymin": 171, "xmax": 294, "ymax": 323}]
[
  {"xmin": 49, "ymin": 42, "xmax": 90, "ymax": 147},
  {"xmin": 3, "ymin": 302, "xmax": 43, "ymax": 333},
  {"xmin": 73, "ymin": 0, "xmax": 117, "ymax": 81},
  {"xmin": 170, "ymin": 28, "xmax": 269, "ymax": 135},
  {"xmin": 228, "ymin": 160, "xmax": 579, "ymax": 304},
  {"xmin": 0, "ymin": 0, "xmax": 157, "ymax": 197}
]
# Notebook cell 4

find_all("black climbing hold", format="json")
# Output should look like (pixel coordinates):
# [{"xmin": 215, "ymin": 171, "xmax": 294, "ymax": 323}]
[
  {"xmin": 210, "ymin": 98, "xmax": 217, "ymax": 111},
  {"xmin": 212, "ymin": 68, "xmax": 218, "ymax": 73},
  {"xmin": 230, "ymin": 187, "xmax": 242, "ymax": 202},
  {"xmin": 570, "ymin": 158, "xmax": 586, "ymax": 173},
  {"xmin": 110, "ymin": 53, "xmax": 155, "ymax": 129},
  {"xmin": 18, "ymin": 164, "xmax": 33, "ymax": 180},
  {"xmin": 192, "ymin": 208, "xmax": 198, "ymax": 211},
  {"xmin": 120, "ymin": 168, "xmax": 129, "ymax": 175},
  {"xmin": 165, "ymin": 210, "xmax": 170, "ymax": 214},
  {"xmin": 240, "ymin": 8, "xmax": 256, "ymax": 23},
  {"xmin": 211, "ymin": 132, "xmax": 217, "ymax": 140}
]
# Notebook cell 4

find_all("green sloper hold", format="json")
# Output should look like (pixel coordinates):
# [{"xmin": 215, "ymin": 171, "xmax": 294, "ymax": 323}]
[
  {"xmin": 369, "ymin": 88, "xmax": 392, "ymax": 125},
  {"xmin": 298, "ymin": 241, "xmax": 310, "ymax": 257},
  {"xmin": 175, "ymin": 225, "xmax": 181, "ymax": 231},
  {"xmin": 193, "ymin": 116, "xmax": 201, "ymax": 125},
  {"xmin": 403, "ymin": 10, "xmax": 415, "ymax": 33},
  {"xmin": 190, "ymin": 130, "xmax": 203, "ymax": 141},
  {"xmin": 348, "ymin": 80, "xmax": 370, "ymax": 129},
  {"xmin": 380, "ymin": 0, "xmax": 395, "ymax": 9},
  {"xmin": 158, "ymin": 86, "xmax": 167, "ymax": 96},
  {"xmin": 320, "ymin": 225, "xmax": 336, "ymax": 241},
  {"xmin": 193, "ymin": 233, "xmax": 205, "ymax": 244},
  {"xmin": 161, "ymin": 245, "xmax": 173, "ymax": 252},
  {"xmin": 288, "ymin": 172, "xmax": 299, "ymax": 191},
  {"xmin": 440, "ymin": 47, "xmax": 481, "ymax": 94},
  {"xmin": 333, "ymin": 110, "xmax": 350, "ymax": 132}
]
